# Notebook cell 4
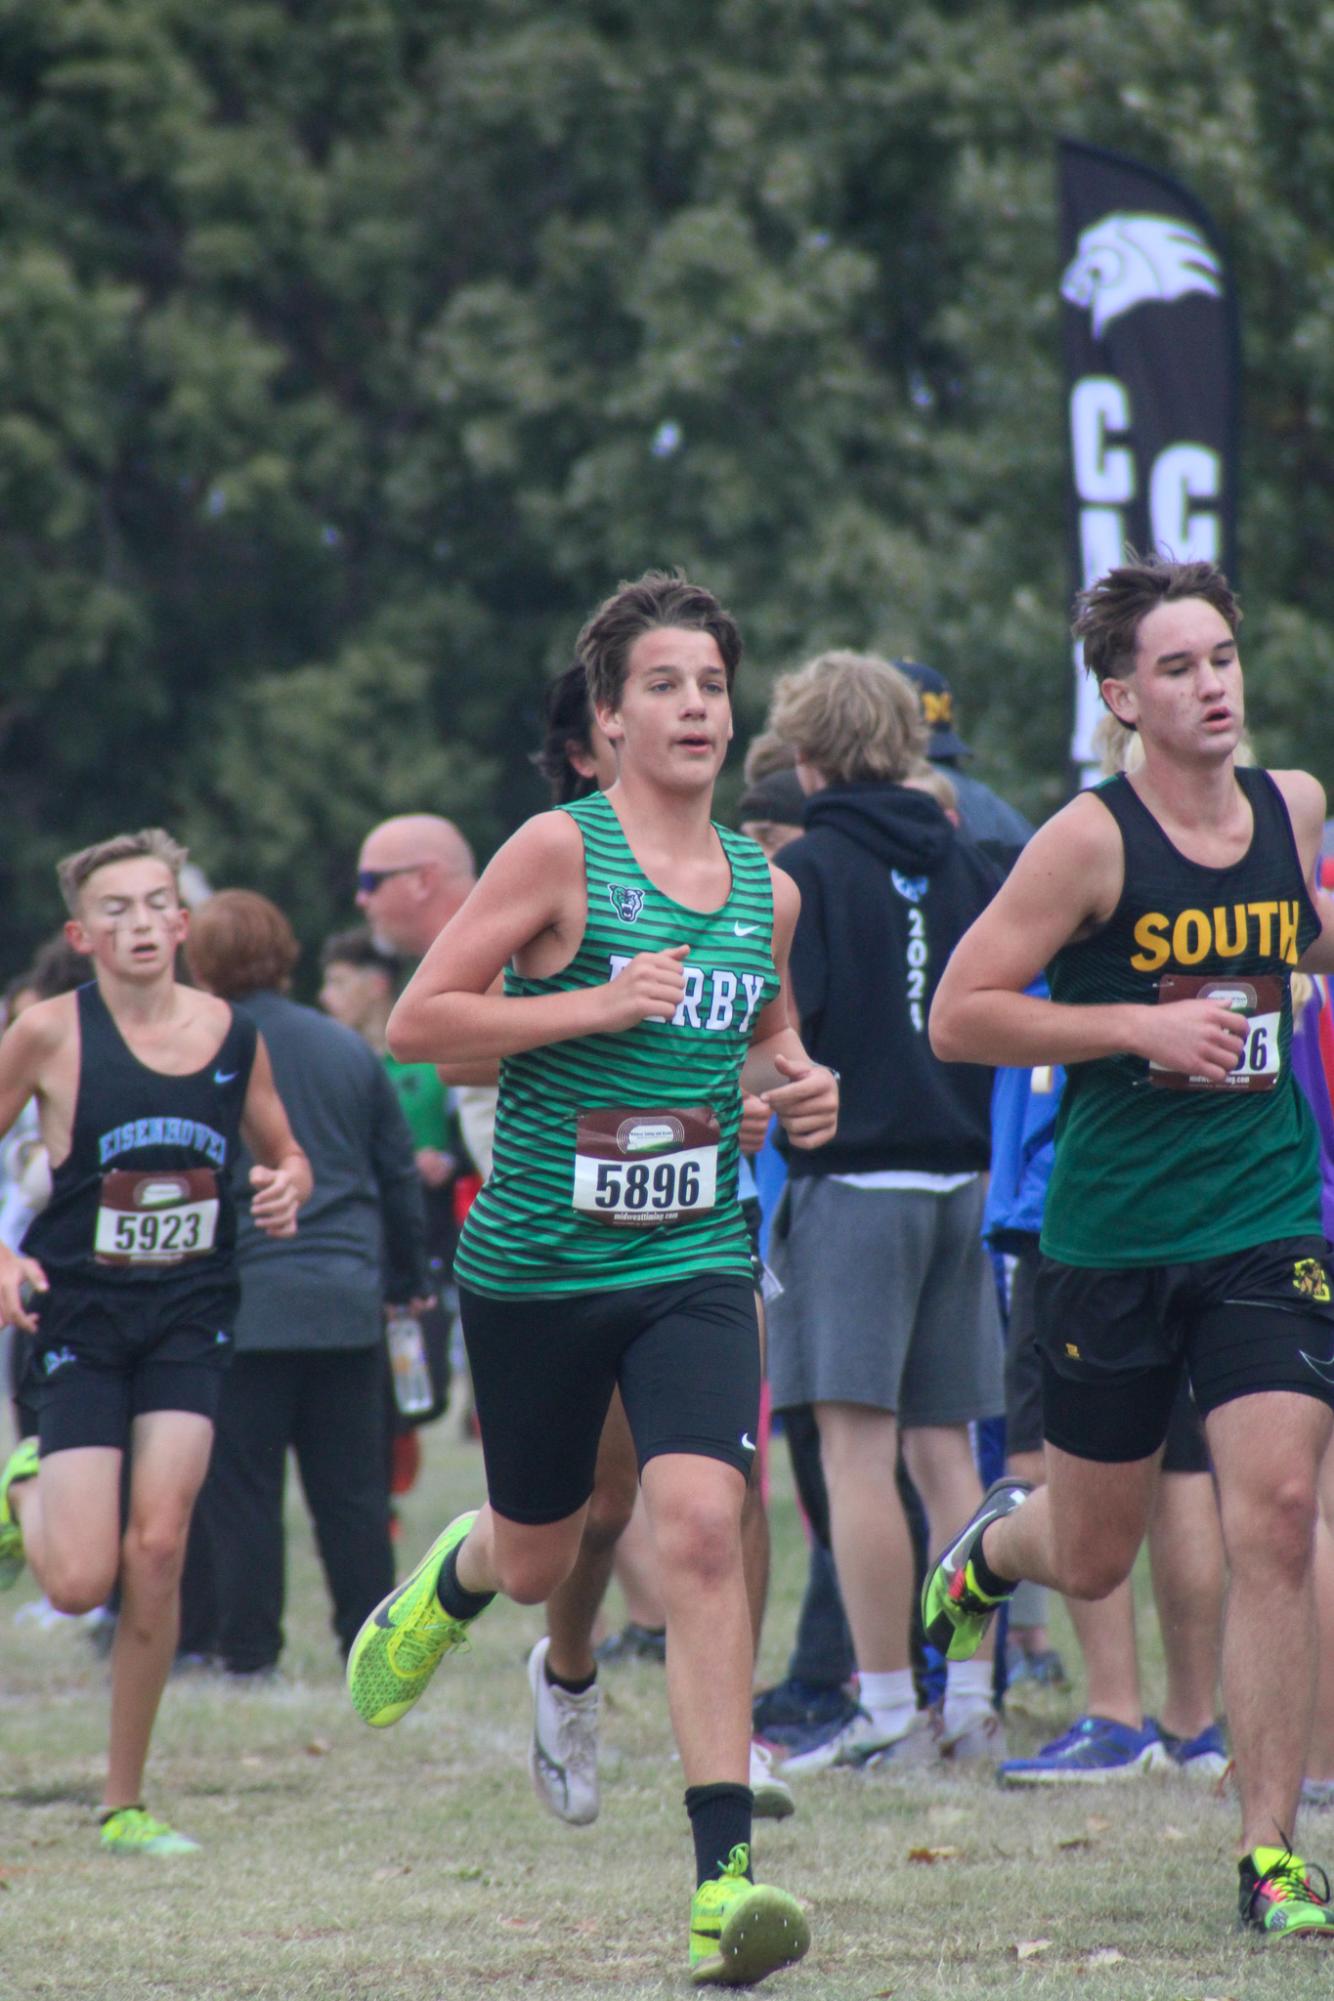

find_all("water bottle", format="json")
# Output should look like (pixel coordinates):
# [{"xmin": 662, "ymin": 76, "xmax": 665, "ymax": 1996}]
[{"xmin": 387, "ymin": 1310, "xmax": 433, "ymax": 1418}]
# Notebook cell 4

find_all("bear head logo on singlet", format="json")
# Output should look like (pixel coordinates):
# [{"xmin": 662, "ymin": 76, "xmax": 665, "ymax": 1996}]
[{"xmin": 607, "ymin": 884, "xmax": 646, "ymax": 923}]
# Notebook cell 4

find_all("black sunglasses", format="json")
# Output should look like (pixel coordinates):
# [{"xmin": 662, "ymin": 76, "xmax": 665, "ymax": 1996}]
[{"xmin": 356, "ymin": 864, "xmax": 425, "ymax": 894}]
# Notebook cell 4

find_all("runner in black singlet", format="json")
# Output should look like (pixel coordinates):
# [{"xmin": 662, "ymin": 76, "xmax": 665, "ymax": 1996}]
[
  {"xmin": 0, "ymin": 829, "xmax": 310, "ymax": 1857},
  {"xmin": 923, "ymin": 558, "xmax": 1334, "ymax": 1939}
]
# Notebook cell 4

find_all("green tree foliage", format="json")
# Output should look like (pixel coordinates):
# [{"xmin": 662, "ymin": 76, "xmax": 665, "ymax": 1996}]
[{"xmin": 1, "ymin": 0, "xmax": 1330, "ymax": 970}]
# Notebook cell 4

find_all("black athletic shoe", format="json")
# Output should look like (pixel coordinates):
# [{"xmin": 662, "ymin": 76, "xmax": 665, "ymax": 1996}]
[{"xmin": 594, "ymin": 1621, "xmax": 667, "ymax": 1666}]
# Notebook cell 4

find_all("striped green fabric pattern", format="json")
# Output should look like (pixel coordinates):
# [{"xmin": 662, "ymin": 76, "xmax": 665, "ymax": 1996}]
[{"xmin": 455, "ymin": 792, "xmax": 779, "ymax": 1297}]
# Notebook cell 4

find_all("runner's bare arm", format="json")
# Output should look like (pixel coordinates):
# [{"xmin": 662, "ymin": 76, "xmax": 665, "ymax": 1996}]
[
  {"xmin": 740, "ymin": 868, "xmax": 838, "ymax": 1149},
  {"xmin": 241, "ymin": 1035, "xmax": 312, "ymax": 1236},
  {"xmin": 389, "ymin": 814, "xmax": 690, "ymax": 1063},
  {"xmin": 930, "ymin": 793, "xmax": 1249, "ymax": 1079},
  {"xmin": 1273, "ymin": 770, "xmax": 1334, "ymax": 974},
  {"xmin": 436, "ymin": 977, "xmax": 504, "ymax": 1085}
]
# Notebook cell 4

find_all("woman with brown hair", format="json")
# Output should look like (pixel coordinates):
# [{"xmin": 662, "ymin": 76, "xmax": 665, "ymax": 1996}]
[{"xmin": 186, "ymin": 890, "xmax": 428, "ymax": 1676}]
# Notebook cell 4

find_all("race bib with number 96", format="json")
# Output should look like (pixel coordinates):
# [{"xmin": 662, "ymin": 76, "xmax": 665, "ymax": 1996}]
[{"xmin": 1149, "ymin": 973, "xmax": 1284, "ymax": 1093}]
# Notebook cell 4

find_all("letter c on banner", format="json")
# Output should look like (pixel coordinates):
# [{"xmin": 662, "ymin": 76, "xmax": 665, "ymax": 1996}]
[
  {"xmin": 1071, "ymin": 378, "xmax": 1135, "ymax": 503},
  {"xmin": 1149, "ymin": 444, "xmax": 1221, "ymax": 561}
]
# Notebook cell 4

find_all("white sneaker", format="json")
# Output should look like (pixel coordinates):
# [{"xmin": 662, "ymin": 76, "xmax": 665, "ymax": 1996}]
[
  {"xmin": 780, "ymin": 1707, "xmax": 935, "ymax": 1775},
  {"xmin": 527, "ymin": 1637, "xmax": 600, "ymax": 1826},
  {"xmin": 938, "ymin": 1706, "xmax": 1007, "ymax": 1764},
  {"xmin": 749, "ymin": 1739, "xmax": 796, "ymax": 1819}
]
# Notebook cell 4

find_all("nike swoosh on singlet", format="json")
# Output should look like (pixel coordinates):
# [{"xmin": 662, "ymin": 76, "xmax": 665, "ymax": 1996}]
[
  {"xmin": 214, "ymin": 1069, "xmax": 239, "ymax": 1084},
  {"xmin": 734, "ymin": 922, "xmax": 758, "ymax": 937}
]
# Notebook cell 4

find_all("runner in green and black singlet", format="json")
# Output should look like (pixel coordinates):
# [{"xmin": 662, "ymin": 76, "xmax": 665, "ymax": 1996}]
[
  {"xmin": 920, "ymin": 557, "xmax": 1334, "ymax": 1939},
  {"xmin": 346, "ymin": 572, "xmax": 836, "ymax": 1988},
  {"xmin": 455, "ymin": 789, "xmax": 778, "ymax": 1298},
  {"xmin": 1042, "ymin": 764, "xmax": 1322, "ymax": 1269}
]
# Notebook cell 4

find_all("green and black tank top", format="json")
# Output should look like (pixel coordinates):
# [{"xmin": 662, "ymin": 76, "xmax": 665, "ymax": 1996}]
[
  {"xmin": 454, "ymin": 791, "xmax": 781, "ymax": 1297},
  {"xmin": 1041, "ymin": 767, "xmax": 1322, "ymax": 1269}
]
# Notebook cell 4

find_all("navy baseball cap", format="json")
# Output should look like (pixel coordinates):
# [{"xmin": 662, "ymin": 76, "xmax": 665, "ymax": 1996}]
[{"xmin": 894, "ymin": 659, "xmax": 971, "ymax": 761}]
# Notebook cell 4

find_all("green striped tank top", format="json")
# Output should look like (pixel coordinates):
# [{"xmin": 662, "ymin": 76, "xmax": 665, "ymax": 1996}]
[{"xmin": 454, "ymin": 791, "xmax": 780, "ymax": 1297}]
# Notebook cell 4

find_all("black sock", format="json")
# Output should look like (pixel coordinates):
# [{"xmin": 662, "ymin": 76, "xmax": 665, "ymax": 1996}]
[
  {"xmin": 970, "ymin": 1533, "xmax": 1016, "ymax": 1600},
  {"xmin": 436, "ymin": 1542, "xmax": 495, "ymax": 1622},
  {"xmin": 685, "ymin": 1783, "xmax": 753, "ymax": 1888},
  {"xmin": 545, "ymin": 1661, "xmax": 597, "ymax": 1696}
]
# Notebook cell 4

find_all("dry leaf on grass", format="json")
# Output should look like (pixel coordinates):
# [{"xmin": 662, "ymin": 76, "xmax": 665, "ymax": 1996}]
[
  {"xmin": 1084, "ymin": 1947, "xmax": 1124, "ymax": 1967},
  {"xmin": 1012, "ymin": 1939, "xmax": 1052, "ymax": 1960},
  {"xmin": 1056, "ymin": 1835, "xmax": 1092, "ymax": 1851},
  {"xmin": 305, "ymin": 1738, "xmax": 332, "ymax": 1757},
  {"xmin": 1084, "ymin": 1815, "xmax": 1111, "ymax": 1832},
  {"xmin": 498, "ymin": 1915, "xmax": 540, "ymax": 1932},
  {"xmin": 907, "ymin": 1845, "xmax": 959, "ymax": 1864},
  {"xmin": 371, "ymin": 1864, "xmax": 411, "ymax": 1882}
]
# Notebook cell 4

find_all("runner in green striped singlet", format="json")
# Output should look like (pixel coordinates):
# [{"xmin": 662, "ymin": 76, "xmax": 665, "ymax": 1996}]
[
  {"xmin": 921, "ymin": 556, "xmax": 1334, "ymax": 1940},
  {"xmin": 346, "ymin": 571, "xmax": 836, "ymax": 1987}
]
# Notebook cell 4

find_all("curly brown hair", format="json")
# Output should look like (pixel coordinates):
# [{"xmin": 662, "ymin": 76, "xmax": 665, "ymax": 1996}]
[{"xmin": 576, "ymin": 569, "xmax": 741, "ymax": 713}]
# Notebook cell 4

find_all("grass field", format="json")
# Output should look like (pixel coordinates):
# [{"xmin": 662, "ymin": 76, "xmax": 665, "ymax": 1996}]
[{"xmin": 2, "ymin": 1417, "xmax": 1332, "ymax": 2000}]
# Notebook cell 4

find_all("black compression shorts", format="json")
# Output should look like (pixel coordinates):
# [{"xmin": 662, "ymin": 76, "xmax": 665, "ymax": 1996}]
[
  {"xmin": 1035, "ymin": 1236, "xmax": 1334, "ymax": 1464},
  {"xmin": 458, "ymin": 1273, "xmax": 761, "ymax": 1524},
  {"xmin": 23, "ymin": 1275, "xmax": 237, "ymax": 1455}
]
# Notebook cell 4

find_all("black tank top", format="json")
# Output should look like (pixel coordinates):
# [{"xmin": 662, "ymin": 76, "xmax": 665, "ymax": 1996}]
[
  {"xmin": 24, "ymin": 983, "xmax": 258, "ymax": 1285},
  {"xmin": 1042, "ymin": 767, "xmax": 1322, "ymax": 1267}
]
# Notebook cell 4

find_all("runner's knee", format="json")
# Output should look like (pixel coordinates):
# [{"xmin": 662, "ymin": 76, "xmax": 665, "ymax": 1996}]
[
  {"xmin": 653, "ymin": 1493, "xmax": 741, "ymax": 1592},
  {"xmin": 1222, "ymin": 1474, "xmax": 1318, "ymax": 1577},
  {"xmin": 582, "ymin": 1471, "xmax": 637, "ymax": 1551},
  {"xmin": 45, "ymin": 1555, "xmax": 117, "ymax": 1616}
]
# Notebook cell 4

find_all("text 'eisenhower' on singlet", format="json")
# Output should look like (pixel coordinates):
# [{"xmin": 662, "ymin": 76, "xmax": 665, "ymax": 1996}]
[
  {"xmin": 454, "ymin": 792, "xmax": 781, "ymax": 1298},
  {"xmin": 23, "ymin": 983, "xmax": 258, "ymax": 1285},
  {"xmin": 1041, "ymin": 768, "xmax": 1322, "ymax": 1269}
]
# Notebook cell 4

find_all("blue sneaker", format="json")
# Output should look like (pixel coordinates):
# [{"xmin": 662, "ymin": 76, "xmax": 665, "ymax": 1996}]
[
  {"xmin": 1153, "ymin": 1718, "xmax": 1229, "ymax": 1781},
  {"xmin": 998, "ymin": 1714, "xmax": 1166, "ymax": 1785}
]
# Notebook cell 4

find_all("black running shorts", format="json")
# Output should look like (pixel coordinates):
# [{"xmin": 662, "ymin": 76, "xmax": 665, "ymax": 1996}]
[
  {"xmin": 1036, "ymin": 1236, "xmax": 1334, "ymax": 1464},
  {"xmin": 458, "ymin": 1273, "xmax": 761, "ymax": 1524},
  {"xmin": 23, "ymin": 1276, "xmax": 237, "ymax": 1455}
]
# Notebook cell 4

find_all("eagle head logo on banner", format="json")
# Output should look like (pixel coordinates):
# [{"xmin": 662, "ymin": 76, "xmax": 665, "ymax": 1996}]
[{"xmin": 1058, "ymin": 142, "xmax": 1238, "ymax": 784}]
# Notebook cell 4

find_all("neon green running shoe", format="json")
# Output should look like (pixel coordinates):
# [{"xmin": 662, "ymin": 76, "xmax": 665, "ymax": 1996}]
[
  {"xmin": 0, "ymin": 1437, "xmax": 39, "ymax": 1590},
  {"xmin": 1240, "ymin": 1846, "xmax": 1334, "ymax": 1937},
  {"xmin": 689, "ymin": 1844, "xmax": 810, "ymax": 1987},
  {"xmin": 921, "ymin": 1477, "xmax": 1031, "ymax": 1662},
  {"xmin": 347, "ymin": 1510, "xmax": 481, "ymax": 1727},
  {"xmin": 100, "ymin": 1807, "xmax": 200, "ymax": 1857}
]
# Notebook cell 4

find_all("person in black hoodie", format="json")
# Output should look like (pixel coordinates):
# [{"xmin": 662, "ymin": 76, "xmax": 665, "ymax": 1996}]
[{"xmin": 761, "ymin": 651, "xmax": 1006, "ymax": 1776}]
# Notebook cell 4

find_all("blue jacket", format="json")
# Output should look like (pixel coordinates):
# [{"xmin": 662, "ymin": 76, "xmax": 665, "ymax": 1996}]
[{"xmin": 981, "ymin": 982, "xmax": 1065, "ymax": 1249}]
